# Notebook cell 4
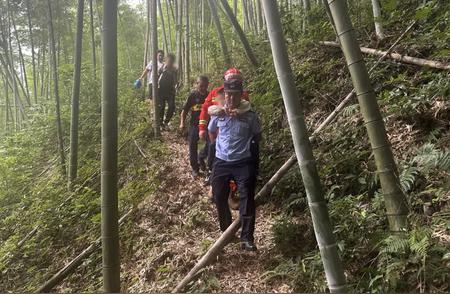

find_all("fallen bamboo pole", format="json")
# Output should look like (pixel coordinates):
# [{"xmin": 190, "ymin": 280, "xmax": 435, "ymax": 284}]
[
  {"xmin": 321, "ymin": 41, "xmax": 449, "ymax": 71},
  {"xmin": 37, "ymin": 209, "xmax": 133, "ymax": 293},
  {"xmin": 172, "ymin": 22, "xmax": 416, "ymax": 293}
]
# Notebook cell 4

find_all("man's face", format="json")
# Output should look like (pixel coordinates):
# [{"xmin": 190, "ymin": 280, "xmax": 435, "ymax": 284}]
[
  {"xmin": 224, "ymin": 91, "xmax": 242, "ymax": 109},
  {"xmin": 157, "ymin": 52, "xmax": 164, "ymax": 62},
  {"xmin": 196, "ymin": 80, "xmax": 209, "ymax": 94}
]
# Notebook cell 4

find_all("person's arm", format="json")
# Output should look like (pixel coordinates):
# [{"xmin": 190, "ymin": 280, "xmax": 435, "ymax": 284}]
[
  {"xmin": 139, "ymin": 62, "xmax": 151, "ymax": 80},
  {"xmin": 208, "ymin": 116, "xmax": 218, "ymax": 142},
  {"xmin": 180, "ymin": 93, "xmax": 194, "ymax": 130},
  {"xmin": 199, "ymin": 90, "xmax": 215, "ymax": 139},
  {"xmin": 139, "ymin": 68, "xmax": 148, "ymax": 80},
  {"xmin": 251, "ymin": 113, "xmax": 262, "ymax": 142}
]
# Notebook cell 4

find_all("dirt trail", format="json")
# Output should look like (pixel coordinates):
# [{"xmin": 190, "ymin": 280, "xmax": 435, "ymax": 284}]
[{"xmin": 122, "ymin": 131, "xmax": 289, "ymax": 293}]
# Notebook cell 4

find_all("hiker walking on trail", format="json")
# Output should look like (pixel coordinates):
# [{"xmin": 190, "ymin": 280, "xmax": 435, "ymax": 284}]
[
  {"xmin": 158, "ymin": 53, "xmax": 178, "ymax": 128},
  {"xmin": 138, "ymin": 49, "xmax": 165, "ymax": 100},
  {"xmin": 208, "ymin": 79, "xmax": 262, "ymax": 251},
  {"xmin": 180, "ymin": 75, "xmax": 210, "ymax": 177}
]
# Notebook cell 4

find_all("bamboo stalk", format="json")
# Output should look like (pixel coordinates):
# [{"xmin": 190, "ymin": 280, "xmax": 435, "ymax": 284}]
[
  {"xmin": 101, "ymin": 0, "xmax": 120, "ymax": 291},
  {"xmin": 321, "ymin": 41, "xmax": 450, "ymax": 71},
  {"xmin": 327, "ymin": 0, "xmax": 409, "ymax": 232}
]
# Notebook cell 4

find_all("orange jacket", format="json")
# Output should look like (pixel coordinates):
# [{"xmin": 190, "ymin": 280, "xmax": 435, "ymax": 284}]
[{"xmin": 198, "ymin": 85, "xmax": 249, "ymax": 132}]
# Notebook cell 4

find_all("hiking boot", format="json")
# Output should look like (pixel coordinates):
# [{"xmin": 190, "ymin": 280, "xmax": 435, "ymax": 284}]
[{"xmin": 241, "ymin": 241, "xmax": 257, "ymax": 251}]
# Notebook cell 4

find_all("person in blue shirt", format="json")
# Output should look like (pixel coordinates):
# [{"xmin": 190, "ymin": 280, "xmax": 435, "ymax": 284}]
[{"xmin": 208, "ymin": 79, "xmax": 261, "ymax": 251}]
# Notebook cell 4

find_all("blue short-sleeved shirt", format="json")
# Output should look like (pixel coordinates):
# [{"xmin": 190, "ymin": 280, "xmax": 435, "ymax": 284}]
[{"xmin": 208, "ymin": 111, "xmax": 261, "ymax": 162}]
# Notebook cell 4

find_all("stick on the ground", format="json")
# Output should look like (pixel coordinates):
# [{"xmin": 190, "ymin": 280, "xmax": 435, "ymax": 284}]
[
  {"xmin": 37, "ymin": 209, "xmax": 133, "ymax": 293},
  {"xmin": 172, "ymin": 22, "xmax": 417, "ymax": 293},
  {"xmin": 321, "ymin": 32, "xmax": 449, "ymax": 70}
]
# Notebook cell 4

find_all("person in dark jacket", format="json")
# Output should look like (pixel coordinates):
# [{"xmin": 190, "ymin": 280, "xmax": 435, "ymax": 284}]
[{"xmin": 180, "ymin": 75, "xmax": 210, "ymax": 177}]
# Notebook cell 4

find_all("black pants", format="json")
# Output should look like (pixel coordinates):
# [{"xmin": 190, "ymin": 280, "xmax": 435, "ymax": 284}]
[
  {"xmin": 158, "ymin": 91, "xmax": 175, "ymax": 124},
  {"xmin": 250, "ymin": 140, "xmax": 260, "ymax": 176},
  {"xmin": 211, "ymin": 158, "xmax": 256, "ymax": 242},
  {"xmin": 188, "ymin": 125, "xmax": 207, "ymax": 172}
]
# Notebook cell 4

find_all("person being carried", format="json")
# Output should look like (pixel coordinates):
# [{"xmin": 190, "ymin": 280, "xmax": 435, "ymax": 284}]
[
  {"xmin": 208, "ymin": 79, "xmax": 262, "ymax": 251},
  {"xmin": 158, "ymin": 53, "xmax": 178, "ymax": 128},
  {"xmin": 180, "ymin": 75, "xmax": 210, "ymax": 178},
  {"xmin": 138, "ymin": 49, "xmax": 165, "ymax": 100}
]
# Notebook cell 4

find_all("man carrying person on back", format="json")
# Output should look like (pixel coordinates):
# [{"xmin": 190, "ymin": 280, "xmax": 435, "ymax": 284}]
[
  {"xmin": 198, "ymin": 68, "xmax": 250, "ymax": 185},
  {"xmin": 180, "ymin": 75, "xmax": 210, "ymax": 177},
  {"xmin": 208, "ymin": 79, "xmax": 262, "ymax": 251}
]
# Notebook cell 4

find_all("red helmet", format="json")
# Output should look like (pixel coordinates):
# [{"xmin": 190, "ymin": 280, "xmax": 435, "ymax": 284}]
[{"xmin": 224, "ymin": 68, "xmax": 243, "ymax": 81}]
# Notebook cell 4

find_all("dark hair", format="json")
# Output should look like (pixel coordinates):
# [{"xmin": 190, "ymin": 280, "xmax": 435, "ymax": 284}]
[
  {"xmin": 157, "ymin": 49, "xmax": 164, "ymax": 55},
  {"xmin": 197, "ymin": 75, "xmax": 209, "ymax": 83},
  {"xmin": 167, "ymin": 53, "xmax": 176, "ymax": 61}
]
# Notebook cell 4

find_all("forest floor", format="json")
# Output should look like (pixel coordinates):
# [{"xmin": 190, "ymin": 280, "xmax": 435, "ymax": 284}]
[{"xmin": 121, "ymin": 130, "xmax": 289, "ymax": 293}]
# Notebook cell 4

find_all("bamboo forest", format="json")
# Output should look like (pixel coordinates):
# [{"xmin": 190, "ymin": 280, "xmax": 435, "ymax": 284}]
[{"xmin": 1, "ymin": 0, "xmax": 450, "ymax": 292}]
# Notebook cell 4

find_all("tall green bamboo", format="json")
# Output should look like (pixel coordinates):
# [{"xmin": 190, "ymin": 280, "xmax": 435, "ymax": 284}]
[
  {"xmin": 68, "ymin": 0, "xmax": 85, "ymax": 189},
  {"xmin": 219, "ymin": 0, "xmax": 259, "ymax": 67},
  {"xmin": 89, "ymin": 0, "xmax": 97, "ymax": 78},
  {"xmin": 327, "ymin": 0, "xmax": 408, "ymax": 232},
  {"xmin": 261, "ymin": 0, "xmax": 347, "ymax": 292},
  {"xmin": 176, "ymin": 0, "xmax": 183, "ymax": 83},
  {"xmin": 25, "ymin": 0, "xmax": 38, "ymax": 104},
  {"xmin": 207, "ymin": 0, "xmax": 232, "ymax": 67},
  {"xmin": 47, "ymin": 0, "xmax": 66, "ymax": 176},
  {"xmin": 184, "ymin": 0, "xmax": 190, "ymax": 86},
  {"xmin": 151, "ymin": 0, "xmax": 161, "ymax": 137},
  {"xmin": 158, "ymin": 0, "xmax": 169, "ymax": 54},
  {"xmin": 101, "ymin": 0, "xmax": 120, "ymax": 291}
]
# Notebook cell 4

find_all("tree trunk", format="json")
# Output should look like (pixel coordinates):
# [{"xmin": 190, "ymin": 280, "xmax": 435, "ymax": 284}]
[
  {"xmin": 89, "ymin": 0, "xmax": 97, "ymax": 78},
  {"xmin": 184, "ymin": 0, "xmax": 190, "ymax": 86},
  {"xmin": 68, "ymin": 0, "xmax": 85, "ymax": 189},
  {"xmin": 327, "ymin": 0, "xmax": 408, "ymax": 232},
  {"xmin": 25, "ymin": 0, "xmax": 38, "ymax": 104},
  {"xmin": 165, "ymin": 0, "xmax": 174, "ymax": 52},
  {"xmin": 8, "ymin": 3, "xmax": 31, "ymax": 107},
  {"xmin": 219, "ymin": 0, "xmax": 259, "ymax": 67},
  {"xmin": 176, "ymin": 0, "xmax": 183, "ymax": 84},
  {"xmin": 242, "ymin": 0, "xmax": 250, "ymax": 31},
  {"xmin": 151, "ymin": 0, "xmax": 161, "ymax": 137},
  {"xmin": 158, "ymin": 0, "xmax": 169, "ymax": 54},
  {"xmin": 47, "ymin": 0, "xmax": 66, "ymax": 176},
  {"xmin": 101, "ymin": 0, "xmax": 120, "ymax": 292},
  {"xmin": 207, "ymin": 0, "xmax": 232, "ymax": 67},
  {"xmin": 371, "ymin": 0, "xmax": 385, "ymax": 40},
  {"xmin": 261, "ymin": 1, "xmax": 347, "ymax": 292}
]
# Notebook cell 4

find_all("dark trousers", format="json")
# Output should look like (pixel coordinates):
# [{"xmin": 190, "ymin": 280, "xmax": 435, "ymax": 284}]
[
  {"xmin": 211, "ymin": 158, "xmax": 256, "ymax": 242},
  {"xmin": 250, "ymin": 140, "xmax": 260, "ymax": 175},
  {"xmin": 188, "ymin": 125, "xmax": 207, "ymax": 172},
  {"xmin": 158, "ymin": 91, "xmax": 175, "ymax": 124}
]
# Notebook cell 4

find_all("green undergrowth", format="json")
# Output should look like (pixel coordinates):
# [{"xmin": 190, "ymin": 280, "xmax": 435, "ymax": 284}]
[{"xmin": 0, "ymin": 67, "xmax": 169, "ymax": 291}]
